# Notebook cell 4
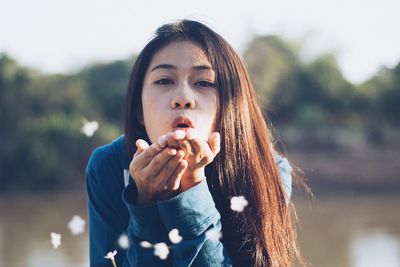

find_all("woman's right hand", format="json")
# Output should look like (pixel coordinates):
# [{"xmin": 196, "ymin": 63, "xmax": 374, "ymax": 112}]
[{"xmin": 129, "ymin": 139, "xmax": 188, "ymax": 205}]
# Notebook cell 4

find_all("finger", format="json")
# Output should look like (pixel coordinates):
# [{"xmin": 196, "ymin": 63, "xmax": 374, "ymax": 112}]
[
  {"xmin": 185, "ymin": 128, "xmax": 199, "ymax": 140},
  {"xmin": 165, "ymin": 131, "xmax": 184, "ymax": 148},
  {"xmin": 134, "ymin": 143, "xmax": 162, "ymax": 168},
  {"xmin": 143, "ymin": 147, "xmax": 178, "ymax": 177},
  {"xmin": 173, "ymin": 129, "xmax": 186, "ymax": 139},
  {"xmin": 190, "ymin": 138, "xmax": 214, "ymax": 163},
  {"xmin": 168, "ymin": 159, "xmax": 188, "ymax": 191},
  {"xmin": 178, "ymin": 139, "xmax": 193, "ymax": 155},
  {"xmin": 134, "ymin": 139, "xmax": 149, "ymax": 157},
  {"xmin": 183, "ymin": 128, "xmax": 199, "ymax": 154},
  {"xmin": 191, "ymin": 138, "xmax": 213, "ymax": 157},
  {"xmin": 157, "ymin": 159, "xmax": 187, "ymax": 200},
  {"xmin": 208, "ymin": 132, "xmax": 221, "ymax": 156},
  {"xmin": 156, "ymin": 135, "xmax": 167, "ymax": 151},
  {"xmin": 154, "ymin": 149, "xmax": 185, "ymax": 186}
]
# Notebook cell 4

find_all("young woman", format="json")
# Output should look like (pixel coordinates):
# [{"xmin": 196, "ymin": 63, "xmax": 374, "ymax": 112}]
[{"xmin": 86, "ymin": 20, "xmax": 303, "ymax": 267}]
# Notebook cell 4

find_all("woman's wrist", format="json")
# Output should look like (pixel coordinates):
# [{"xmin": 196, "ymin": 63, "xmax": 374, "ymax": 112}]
[{"xmin": 180, "ymin": 169, "xmax": 205, "ymax": 192}]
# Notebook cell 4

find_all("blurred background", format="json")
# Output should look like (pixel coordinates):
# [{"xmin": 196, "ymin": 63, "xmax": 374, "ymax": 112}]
[{"xmin": 0, "ymin": 0, "xmax": 399, "ymax": 266}]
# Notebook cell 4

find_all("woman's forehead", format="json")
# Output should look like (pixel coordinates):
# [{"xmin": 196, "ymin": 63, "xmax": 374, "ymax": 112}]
[{"xmin": 148, "ymin": 41, "xmax": 213, "ymax": 71}]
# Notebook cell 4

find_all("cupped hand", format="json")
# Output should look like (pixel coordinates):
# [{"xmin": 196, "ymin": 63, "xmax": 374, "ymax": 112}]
[
  {"xmin": 156, "ymin": 129, "xmax": 221, "ymax": 191},
  {"xmin": 129, "ymin": 139, "xmax": 188, "ymax": 205}
]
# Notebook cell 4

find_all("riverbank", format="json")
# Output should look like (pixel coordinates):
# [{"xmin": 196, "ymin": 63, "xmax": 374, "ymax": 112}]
[{"xmin": 283, "ymin": 126, "xmax": 400, "ymax": 195}]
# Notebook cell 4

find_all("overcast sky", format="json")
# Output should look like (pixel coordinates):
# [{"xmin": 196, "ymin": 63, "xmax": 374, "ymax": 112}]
[{"xmin": 1, "ymin": 0, "xmax": 399, "ymax": 83}]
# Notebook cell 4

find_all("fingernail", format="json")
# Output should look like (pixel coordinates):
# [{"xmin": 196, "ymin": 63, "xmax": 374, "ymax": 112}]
[
  {"xmin": 136, "ymin": 139, "xmax": 149, "ymax": 149},
  {"xmin": 158, "ymin": 135, "xmax": 167, "ymax": 148},
  {"xmin": 168, "ymin": 148, "xmax": 177, "ymax": 155}
]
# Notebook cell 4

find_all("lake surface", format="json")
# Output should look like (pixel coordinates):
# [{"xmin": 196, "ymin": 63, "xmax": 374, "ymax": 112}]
[{"xmin": 0, "ymin": 190, "xmax": 399, "ymax": 267}]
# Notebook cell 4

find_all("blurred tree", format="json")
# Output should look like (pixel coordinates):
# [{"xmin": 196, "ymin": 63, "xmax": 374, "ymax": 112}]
[
  {"xmin": 78, "ymin": 57, "xmax": 135, "ymax": 126},
  {"xmin": 0, "ymin": 53, "xmax": 121, "ymax": 191},
  {"xmin": 377, "ymin": 63, "xmax": 400, "ymax": 125},
  {"xmin": 243, "ymin": 35, "xmax": 300, "ymax": 108},
  {"xmin": 357, "ymin": 62, "xmax": 400, "ymax": 125},
  {"xmin": 0, "ymin": 40, "xmax": 398, "ymax": 192},
  {"xmin": 299, "ymin": 54, "xmax": 355, "ymax": 123}
]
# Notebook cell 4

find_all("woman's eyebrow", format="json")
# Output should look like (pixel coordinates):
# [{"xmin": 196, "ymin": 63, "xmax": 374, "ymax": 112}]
[
  {"xmin": 192, "ymin": 65, "xmax": 213, "ymax": 71},
  {"xmin": 150, "ymin": 64, "xmax": 213, "ymax": 72},
  {"xmin": 150, "ymin": 64, "xmax": 176, "ymax": 72}
]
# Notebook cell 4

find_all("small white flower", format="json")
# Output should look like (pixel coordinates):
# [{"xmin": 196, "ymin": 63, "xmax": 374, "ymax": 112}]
[
  {"xmin": 230, "ymin": 196, "xmax": 248, "ymax": 212},
  {"xmin": 205, "ymin": 228, "xmax": 222, "ymax": 241},
  {"xmin": 173, "ymin": 129, "xmax": 186, "ymax": 139},
  {"xmin": 104, "ymin": 250, "xmax": 118, "ymax": 267},
  {"xmin": 105, "ymin": 250, "xmax": 117, "ymax": 260},
  {"xmin": 81, "ymin": 119, "xmax": 99, "ymax": 137},
  {"xmin": 118, "ymin": 233, "xmax": 129, "ymax": 249},
  {"xmin": 68, "ymin": 215, "xmax": 86, "ymax": 235},
  {"xmin": 140, "ymin": 241, "xmax": 153, "ymax": 248},
  {"xmin": 168, "ymin": 228, "xmax": 183, "ymax": 244},
  {"xmin": 154, "ymin": 242, "xmax": 169, "ymax": 260},
  {"xmin": 50, "ymin": 232, "xmax": 62, "ymax": 249}
]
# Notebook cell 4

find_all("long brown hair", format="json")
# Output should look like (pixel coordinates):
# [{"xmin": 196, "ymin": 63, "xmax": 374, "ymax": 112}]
[{"xmin": 124, "ymin": 19, "xmax": 304, "ymax": 267}]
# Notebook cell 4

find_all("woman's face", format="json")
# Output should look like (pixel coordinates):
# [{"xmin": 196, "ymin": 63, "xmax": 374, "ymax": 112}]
[{"xmin": 141, "ymin": 41, "xmax": 218, "ymax": 144}]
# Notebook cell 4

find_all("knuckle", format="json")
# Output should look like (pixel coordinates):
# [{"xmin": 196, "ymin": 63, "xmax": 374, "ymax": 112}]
[
  {"xmin": 163, "ymin": 149, "xmax": 173, "ymax": 157},
  {"xmin": 152, "ymin": 157, "xmax": 162, "ymax": 166},
  {"xmin": 130, "ymin": 165, "xmax": 139, "ymax": 176},
  {"xmin": 164, "ymin": 163, "xmax": 175, "ymax": 173}
]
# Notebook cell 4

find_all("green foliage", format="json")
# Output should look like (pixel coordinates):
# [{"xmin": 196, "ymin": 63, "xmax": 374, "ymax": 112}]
[
  {"xmin": 243, "ymin": 35, "xmax": 399, "ymax": 129},
  {"xmin": 0, "ymin": 53, "xmax": 130, "ymax": 191},
  {"xmin": 0, "ymin": 35, "xmax": 399, "ymax": 191},
  {"xmin": 244, "ymin": 35, "xmax": 300, "ymax": 107},
  {"xmin": 352, "ymin": 62, "xmax": 400, "ymax": 127},
  {"xmin": 78, "ymin": 59, "xmax": 133, "ymax": 125}
]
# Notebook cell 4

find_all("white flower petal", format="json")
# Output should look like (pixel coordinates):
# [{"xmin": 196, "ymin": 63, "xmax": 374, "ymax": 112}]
[
  {"xmin": 118, "ymin": 233, "xmax": 129, "ymax": 249},
  {"xmin": 68, "ymin": 215, "xmax": 86, "ymax": 235},
  {"xmin": 140, "ymin": 241, "xmax": 153, "ymax": 248},
  {"xmin": 173, "ymin": 130, "xmax": 186, "ymax": 139},
  {"xmin": 81, "ymin": 119, "xmax": 99, "ymax": 137},
  {"xmin": 205, "ymin": 228, "xmax": 222, "ymax": 241},
  {"xmin": 154, "ymin": 242, "xmax": 169, "ymax": 260},
  {"xmin": 230, "ymin": 196, "xmax": 248, "ymax": 212},
  {"xmin": 50, "ymin": 232, "xmax": 62, "ymax": 249},
  {"xmin": 168, "ymin": 228, "xmax": 183, "ymax": 244},
  {"xmin": 104, "ymin": 250, "xmax": 117, "ymax": 260}
]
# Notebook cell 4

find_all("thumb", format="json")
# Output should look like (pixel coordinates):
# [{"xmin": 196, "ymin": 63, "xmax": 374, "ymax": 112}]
[{"xmin": 134, "ymin": 139, "xmax": 149, "ymax": 156}]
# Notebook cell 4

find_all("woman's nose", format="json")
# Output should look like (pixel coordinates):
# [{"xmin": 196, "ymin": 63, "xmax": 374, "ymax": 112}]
[{"xmin": 170, "ymin": 95, "xmax": 195, "ymax": 109}]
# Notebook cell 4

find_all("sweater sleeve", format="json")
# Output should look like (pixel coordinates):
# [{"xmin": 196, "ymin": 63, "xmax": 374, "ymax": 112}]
[
  {"xmin": 120, "ymin": 155, "xmax": 293, "ymax": 266},
  {"xmin": 122, "ymin": 182, "xmax": 172, "ymax": 267},
  {"xmin": 157, "ymin": 179, "xmax": 232, "ymax": 267},
  {"xmin": 86, "ymin": 148, "xmax": 131, "ymax": 267},
  {"xmin": 122, "ymin": 178, "xmax": 231, "ymax": 266}
]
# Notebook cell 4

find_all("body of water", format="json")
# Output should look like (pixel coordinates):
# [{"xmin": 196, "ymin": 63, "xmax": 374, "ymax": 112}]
[{"xmin": 0, "ymin": 191, "xmax": 399, "ymax": 267}]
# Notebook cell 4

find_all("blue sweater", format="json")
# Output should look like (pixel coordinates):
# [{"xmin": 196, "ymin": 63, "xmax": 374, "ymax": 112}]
[{"xmin": 86, "ymin": 135, "xmax": 293, "ymax": 267}]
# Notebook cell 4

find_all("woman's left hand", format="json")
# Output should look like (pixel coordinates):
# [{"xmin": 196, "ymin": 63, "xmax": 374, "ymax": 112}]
[{"xmin": 156, "ymin": 129, "xmax": 220, "ymax": 191}]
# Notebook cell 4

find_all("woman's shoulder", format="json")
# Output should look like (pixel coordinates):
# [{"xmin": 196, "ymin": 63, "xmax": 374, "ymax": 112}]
[
  {"xmin": 86, "ymin": 135, "xmax": 131, "ymax": 208},
  {"xmin": 86, "ymin": 135, "xmax": 129, "ymax": 173},
  {"xmin": 273, "ymin": 151, "xmax": 293, "ymax": 173},
  {"xmin": 272, "ymin": 151, "xmax": 293, "ymax": 202}
]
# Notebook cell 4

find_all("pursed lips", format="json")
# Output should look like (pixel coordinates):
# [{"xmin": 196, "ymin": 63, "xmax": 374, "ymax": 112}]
[{"xmin": 171, "ymin": 116, "xmax": 195, "ymax": 131}]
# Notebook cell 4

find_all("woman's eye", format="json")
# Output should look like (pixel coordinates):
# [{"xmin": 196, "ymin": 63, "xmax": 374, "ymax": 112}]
[
  {"xmin": 196, "ymin": 80, "xmax": 215, "ymax": 88},
  {"xmin": 155, "ymin": 78, "xmax": 173, "ymax": 85}
]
